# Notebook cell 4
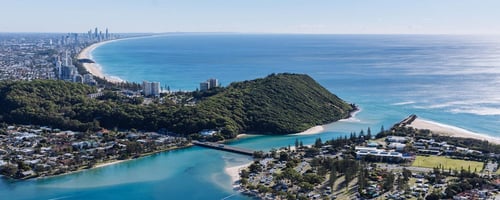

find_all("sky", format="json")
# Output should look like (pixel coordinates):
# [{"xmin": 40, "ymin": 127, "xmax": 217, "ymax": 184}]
[{"xmin": 1, "ymin": 0, "xmax": 500, "ymax": 34}]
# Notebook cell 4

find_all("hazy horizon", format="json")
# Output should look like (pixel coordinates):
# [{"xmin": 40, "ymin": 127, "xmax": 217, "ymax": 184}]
[{"xmin": 2, "ymin": 0, "xmax": 500, "ymax": 34}]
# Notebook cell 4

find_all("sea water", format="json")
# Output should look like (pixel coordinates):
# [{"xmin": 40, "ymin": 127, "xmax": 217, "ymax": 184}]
[{"xmin": 1, "ymin": 34, "xmax": 499, "ymax": 199}]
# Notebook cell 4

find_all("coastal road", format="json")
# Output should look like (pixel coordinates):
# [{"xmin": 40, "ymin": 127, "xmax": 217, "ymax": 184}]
[{"xmin": 377, "ymin": 164, "xmax": 433, "ymax": 173}]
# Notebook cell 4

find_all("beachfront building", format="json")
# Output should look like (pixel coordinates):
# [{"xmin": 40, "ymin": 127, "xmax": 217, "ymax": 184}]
[
  {"xmin": 60, "ymin": 65, "xmax": 77, "ymax": 81},
  {"xmin": 355, "ymin": 146, "xmax": 410, "ymax": 162},
  {"xmin": 73, "ymin": 74, "xmax": 83, "ymax": 83},
  {"xmin": 200, "ymin": 81, "xmax": 209, "ymax": 91},
  {"xmin": 208, "ymin": 78, "xmax": 219, "ymax": 88},
  {"xmin": 57, "ymin": 50, "xmax": 84, "ymax": 83},
  {"xmin": 199, "ymin": 78, "xmax": 220, "ymax": 91},
  {"xmin": 83, "ymin": 74, "xmax": 97, "ymax": 86},
  {"xmin": 143, "ymin": 81, "xmax": 161, "ymax": 97}
]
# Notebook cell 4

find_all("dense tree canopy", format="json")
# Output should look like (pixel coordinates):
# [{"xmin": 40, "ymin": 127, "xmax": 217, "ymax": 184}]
[{"xmin": 0, "ymin": 73, "xmax": 354, "ymax": 139}]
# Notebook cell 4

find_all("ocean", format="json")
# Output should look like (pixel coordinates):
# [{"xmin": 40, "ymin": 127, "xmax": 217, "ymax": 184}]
[{"xmin": 1, "ymin": 34, "xmax": 499, "ymax": 199}]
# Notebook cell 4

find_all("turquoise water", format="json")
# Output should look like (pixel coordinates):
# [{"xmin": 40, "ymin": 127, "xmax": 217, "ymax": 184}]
[{"xmin": 1, "ymin": 34, "xmax": 499, "ymax": 199}]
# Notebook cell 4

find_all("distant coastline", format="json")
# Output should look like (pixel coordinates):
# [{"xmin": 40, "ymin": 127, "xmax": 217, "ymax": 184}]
[{"xmin": 76, "ymin": 34, "xmax": 162, "ymax": 84}]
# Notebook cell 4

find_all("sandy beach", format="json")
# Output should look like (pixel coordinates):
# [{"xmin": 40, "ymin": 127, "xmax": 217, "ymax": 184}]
[
  {"xmin": 292, "ymin": 125, "xmax": 325, "ymax": 136},
  {"xmin": 407, "ymin": 118, "xmax": 500, "ymax": 144},
  {"xmin": 225, "ymin": 162, "xmax": 252, "ymax": 184},
  {"xmin": 77, "ymin": 40, "xmax": 124, "ymax": 83},
  {"xmin": 236, "ymin": 133, "xmax": 249, "ymax": 139},
  {"xmin": 94, "ymin": 159, "xmax": 129, "ymax": 169}
]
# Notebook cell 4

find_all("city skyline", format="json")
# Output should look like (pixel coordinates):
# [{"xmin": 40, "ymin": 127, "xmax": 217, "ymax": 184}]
[{"xmin": 1, "ymin": 0, "xmax": 500, "ymax": 34}]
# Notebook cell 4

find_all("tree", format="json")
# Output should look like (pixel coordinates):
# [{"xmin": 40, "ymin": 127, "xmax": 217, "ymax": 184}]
[
  {"xmin": 249, "ymin": 162, "xmax": 262, "ymax": 173},
  {"xmin": 383, "ymin": 173, "xmax": 395, "ymax": 191},
  {"xmin": 240, "ymin": 169, "xmax": 250, "ymax": 178},
  {"xmin": 358, "ymin": 165, "xmax": 368, "ymax": 192},
  {"xmin": 396, "ymin": 175, "xmax": 405, "ymax": 191},
  {"xmin": 426, "ymin": 192, "xmax": 441, "ymax": 200},
  {"xmin": 286, "ymin": 160, "xmax": 298, "ymax": 168},
  {"xmin": 253, "ymin": 151, "xmax": 265, "ymax": 159},
  {"xmin": 402, "ymin": 168, "xmax": 411, "ymax": 182},
  {"xmin": 359, "ymin": 129, "xmax": 365, "ymax": 139},
  {"xmin": 303, "ymin": 173, "xmax": 323, "ymax": 185},
  {"xmin": 279, "ymin": 151, "xmax": 290, "ymax": 161},
  {"xmin": 282, "ymin": 167, "xmax": 302, "ymax": 184},
  {"xmin": 367, "ymin": 127, "xmax": 372, "ymax": 139},
  {"xmin": 240, "ymin": 178, "xmax": 248, "ymax": 185},
  {"xmin": 314, "ymin": 138, "xmax": 322, "ymax": 148},
  {"xmin": 344, "ymin": 170, "xmax": 352, "ymax": 191},
  {"xmin": 329, "ymin": 168, "xmax": 337, "ymax": 188},
  {"xmin": 299, "ymin": 182, "xmax": 314, "ymax": 192},
  {"xmin": 257, "ymin": 184, "xmax": 271, "ymax": 193},
  {"xmin": 0, "ymin": 164, "xmax": 18, "ymax": 177},
  {"xmin": 304, "ymin": 147, "xmax": 320, "ymax": 158},
  {"xmin": 295, "ymin": 138, "xmax": 299, "ymax": 149},
  {"xmin": 270, "ymin": 148, "xmax": 278, "ymax": 158}
]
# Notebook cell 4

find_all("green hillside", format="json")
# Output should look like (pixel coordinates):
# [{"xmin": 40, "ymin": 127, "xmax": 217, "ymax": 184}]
[
  {"xmin": 194, "ymin": 73, "xmax": 354, "ymax": 135},
  {"xmin": 0, "ymin": 74, "xmax": 355, "ymax": 139}
]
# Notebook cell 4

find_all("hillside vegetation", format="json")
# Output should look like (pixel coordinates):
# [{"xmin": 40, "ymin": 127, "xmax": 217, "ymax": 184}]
[{"xmin": 0, "ymin": 73, "xmax": 354, "ymax": 139}]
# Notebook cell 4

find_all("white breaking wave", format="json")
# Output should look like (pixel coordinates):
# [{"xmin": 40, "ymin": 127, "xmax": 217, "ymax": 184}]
[
  {"xmin": 410, "ymin": 118, "xmax": 500, "ymax": 143},
  {"xmin": 450, "ymin": 107, "xmax": 500, "ymax": 116},
  {"xmin": 48, "ymin": 196, "xmax": 73, "ymax": 200},
  {"xmin": 391, "ymin": 101, "xmax": 416, "ymax": 106},
  {"xmin": 339, "ymin": 108, "xmax": 362, "ymax": 123},
  {"xmin": 339, "ymin": 117, "xmax": 361, "ymax": 123}
]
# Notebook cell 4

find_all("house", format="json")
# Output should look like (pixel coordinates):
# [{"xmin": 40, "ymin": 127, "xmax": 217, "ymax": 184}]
[
  {"xmin": 366, "ymin": 141, "xmax": 380, "ymax": 148},
  {"xmin": 418, "ymin": 149, "xmax": 440, "ymax": 155},
  {"xmin": 355, "ymin": 146, "xmax": 409, "ymax": 162},
  {"xmin": 386, "ymin": 136, "xmax": 408, "ymax": 143},
  {"xmin": 200, "ymin": 130, "xmax": 217, "ymax": 136},
  {"xmin": 21, "ymin": 170, "xmax": 35, "ymax": 177},
  {"xmin": 388, "ymin": 143, "xmax": 406, "ymax": 151}
]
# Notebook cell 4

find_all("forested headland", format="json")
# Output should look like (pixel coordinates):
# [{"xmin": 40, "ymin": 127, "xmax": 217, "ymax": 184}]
[{"xmin": 0, "ymin": 73, "xmax": 355, "ymax": 139}]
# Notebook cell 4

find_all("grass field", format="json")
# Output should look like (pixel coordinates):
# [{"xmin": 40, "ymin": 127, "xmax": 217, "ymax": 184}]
[{"xmin": 412, "ymin": 156, "xmax": 484, "ymax": 172}]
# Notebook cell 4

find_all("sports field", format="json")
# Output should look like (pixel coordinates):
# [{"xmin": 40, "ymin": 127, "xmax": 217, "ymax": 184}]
[{"xmin": 411, "ymin": 156, "xmax": 483, "ymax": 172}]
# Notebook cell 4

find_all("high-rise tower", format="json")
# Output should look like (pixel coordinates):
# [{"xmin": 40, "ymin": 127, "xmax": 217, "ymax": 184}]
[
  {"xmin": 64, "ymin": 51, "xmax": 69, "ymax": 66},
  {"xmin": 55, "ymin": 56, "xmax": 62, "ymax": 79},
  {"xmin": 143, "ymin": 81, "xmax": 161, "ymax": 97}
]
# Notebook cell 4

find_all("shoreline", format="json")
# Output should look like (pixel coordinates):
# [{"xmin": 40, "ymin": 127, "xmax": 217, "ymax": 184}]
[
  {"xmin": 236, "ymin": 133, "xmax": 249, "ymax": 139},
  {"xmin": 293, "ymin": 107, "xmax": 361, "ymax": 136},
  {"xmin": 77, "ymin": 40, "xmax": 125, "ymax": 83},
  {"xmin": 225, "ymin": 162, "xmax": 252, "ymax": 184},
  {"xmin": 33, "ymin": 144, "xmax": 194, "ymax": 181},
  {"xmin": 293, "ymin": 125, "xmax": 325, "ymax": 136},
  {"xmin": 407, "ymin": 118, "xmax": 500, "ymax": 144}
]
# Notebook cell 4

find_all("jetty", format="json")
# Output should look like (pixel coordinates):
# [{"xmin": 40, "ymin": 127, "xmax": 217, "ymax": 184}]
[
  {"xmin": 192, "ymin": 141, "xmax": 255, "ymax": 156},
  {"xmin": 396, "ymin": 114, "xmax": 417, "ymax": 127}
]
